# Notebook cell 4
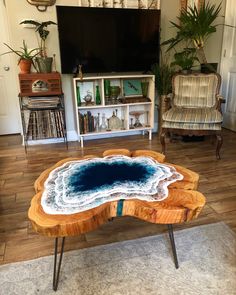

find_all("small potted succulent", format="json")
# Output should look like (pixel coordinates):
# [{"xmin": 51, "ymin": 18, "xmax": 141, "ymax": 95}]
[
  {"xmin": 0, "ymin": 40, "xmax": 39, "ymax": 74},
  {"xmin": 20, "ymin": 20, "xmax": 57, "ymax": 73}
]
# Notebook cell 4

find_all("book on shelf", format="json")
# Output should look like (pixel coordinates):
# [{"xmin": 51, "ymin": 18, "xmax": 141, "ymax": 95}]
[{"xmin": 79, "ymin": 111, "xmax": 96, "ymax": 134}]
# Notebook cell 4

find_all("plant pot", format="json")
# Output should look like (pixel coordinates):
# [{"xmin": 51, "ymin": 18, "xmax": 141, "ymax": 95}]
[
  {"xmin": 180, "ymin": 69, "xmax": 192, "ymax": 74},
  {"xmin": 201, "ymin": 63, "xmax": 218, "ymax": 74},
  {"xmin": 35, "ymin": 57, "xmax": 53, "ymax": 73},
  {"xmin": 19, "ymin": 59, "xmax": 32, "ymax": 74}
]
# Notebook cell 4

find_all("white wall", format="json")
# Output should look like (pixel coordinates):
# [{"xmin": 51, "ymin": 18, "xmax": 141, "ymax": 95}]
[
  {"xmin": 5, "ymin": 0, "xmax": 226, "ymax": 139},
  {"xmin": 5, "ymin": 0, "xmax": 79, "ymax": 139}
]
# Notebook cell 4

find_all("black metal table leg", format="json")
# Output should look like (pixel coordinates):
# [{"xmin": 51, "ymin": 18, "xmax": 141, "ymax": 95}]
[
  {"xmin": 167, "ymin": 224, "xmax": 179, "ymax": 269},
  {"xmin": 53, "ymin": 237, "xmax": 65, "ymax": 291}
]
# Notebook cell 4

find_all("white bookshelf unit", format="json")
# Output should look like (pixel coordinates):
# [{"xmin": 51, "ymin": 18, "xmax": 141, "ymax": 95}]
[{"xmin": 73, "ymin": 74, "xmax": 155, "ymax": 147}]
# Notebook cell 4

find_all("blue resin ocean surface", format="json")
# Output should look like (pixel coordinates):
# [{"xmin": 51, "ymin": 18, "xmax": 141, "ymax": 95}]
[
  {"xmin": 42, "ymin": 156, "xmax": 183, "ymax": 215},
  {"xmin": 68, "ymin": 161, "xmax": 155, "ymax": 193}
]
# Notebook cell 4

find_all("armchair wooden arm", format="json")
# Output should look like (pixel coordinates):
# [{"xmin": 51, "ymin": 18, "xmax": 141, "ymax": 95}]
[
  {"xmin": 216, "ymin": 94, "xmax": 226, "ymax": 113},
  {"xmin": 158, "ymin": 93, "xmax": 172, "ymax": 134},
  {"xmin": 162, "ymin": 93, "xmax": 172, "ymax": 112}
]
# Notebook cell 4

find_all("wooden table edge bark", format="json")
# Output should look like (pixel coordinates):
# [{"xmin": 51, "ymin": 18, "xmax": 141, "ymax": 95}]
[{"xmin": 29, "ymin": 149, "xmax": 205, "ymax": 238}]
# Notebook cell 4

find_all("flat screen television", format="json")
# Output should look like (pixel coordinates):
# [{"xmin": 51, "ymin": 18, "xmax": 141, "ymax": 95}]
[{"xmin": 56, "ymin": 6, "xmax": 160, "ymax": 74}]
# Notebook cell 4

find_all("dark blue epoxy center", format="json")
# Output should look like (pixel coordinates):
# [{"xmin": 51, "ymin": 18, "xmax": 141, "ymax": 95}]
[{"xmin": 68, "ymin": 162, "xmax": 154, "ymax": 192}]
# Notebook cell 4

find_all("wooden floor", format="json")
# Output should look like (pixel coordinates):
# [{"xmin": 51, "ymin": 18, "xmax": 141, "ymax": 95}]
[{"xmin": 0, "ymin": 129, "xmax": 236, "ymax": 265}]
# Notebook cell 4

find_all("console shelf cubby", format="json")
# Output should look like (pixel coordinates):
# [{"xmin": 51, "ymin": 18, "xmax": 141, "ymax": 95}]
[{"xmin": 73, "ymin": 74, "xmax": 155, "ymax": 147}]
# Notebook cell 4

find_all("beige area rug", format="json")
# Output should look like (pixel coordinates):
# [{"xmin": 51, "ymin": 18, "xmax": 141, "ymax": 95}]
[{"xmin": 0, "ymin": 222, "xmax": 236, "ymax": 295}]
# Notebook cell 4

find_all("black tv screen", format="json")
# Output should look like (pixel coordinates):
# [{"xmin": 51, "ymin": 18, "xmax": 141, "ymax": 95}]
[{"xmin": 56, "ymin": 6, "xmax": 160, "ymax": 74}]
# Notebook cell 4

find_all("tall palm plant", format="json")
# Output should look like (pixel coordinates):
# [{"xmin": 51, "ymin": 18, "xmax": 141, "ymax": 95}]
[{"xmin": 162, "ymin": 2, "xmax": 221, "ymax": 64}]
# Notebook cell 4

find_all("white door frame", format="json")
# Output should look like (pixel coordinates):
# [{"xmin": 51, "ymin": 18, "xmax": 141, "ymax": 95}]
[
  {"xmin": 219, "ymin": 0, "xmax": 236, "ymax": 131},
  {"xmin": 0, "ymin": 0, "xmax": 21, "ymax": 135}
]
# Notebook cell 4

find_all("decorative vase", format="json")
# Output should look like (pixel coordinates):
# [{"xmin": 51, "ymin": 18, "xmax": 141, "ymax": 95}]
[
  {"xmin": 19, "ymin": 59, "xmax": 32, "ymax": 74},
  {"xmin": 95, "ymin": 85, "xmax": 101, "ymax": 105},
  {"xmin": 35, "ymin": 57, "xmax": 53, "ymax": 73},
  {"xmin": 141, "ymin": 82, "xmax": 149, "ymax": 98},
  {"xmin": 104, "ymin": 80, "xmax": 111, "ymax": 98},
  {"xmin": 76, "ymin": 84, "xmax": 81, "ymax": 106},
  {"xmin": 201, "ymin": 63, "xmax": 218, "ymax": 74},
  {"xmin": 110, "ymin": 86, "xmax": 120, "ymax": 102}
]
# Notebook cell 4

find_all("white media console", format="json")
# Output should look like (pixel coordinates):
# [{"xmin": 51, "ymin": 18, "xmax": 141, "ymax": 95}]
[{"xmin": 73, "ymin": 74, "xmax": 155, "ymax": 147}]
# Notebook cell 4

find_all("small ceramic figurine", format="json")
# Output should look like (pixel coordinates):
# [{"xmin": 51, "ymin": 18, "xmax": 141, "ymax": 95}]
[{"xmin": 78, "ymin": 64, "xmax": 83, "ymax": 80}]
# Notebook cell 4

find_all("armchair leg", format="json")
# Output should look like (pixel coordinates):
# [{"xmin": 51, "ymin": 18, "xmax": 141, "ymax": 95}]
[
  {"xmin": 216, "ymin": 134, "xmax": 223, "ymax": 159},
  {"xmin": 160, "ymin": 131, "xmax": 166, "ymax": 155}
]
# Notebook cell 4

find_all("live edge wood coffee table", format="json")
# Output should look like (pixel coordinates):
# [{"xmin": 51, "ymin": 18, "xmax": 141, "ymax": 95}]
[{"xmin": 28, "ymin": 149, "xmax": 205, "ymax": 291}]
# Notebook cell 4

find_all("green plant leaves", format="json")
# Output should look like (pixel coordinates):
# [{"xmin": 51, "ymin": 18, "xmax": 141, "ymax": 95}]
[
  {"xmin": 20, "ymin": 20, "xmax": 57, "ymax": 57},
  {"xmin": 1, "ymin": 40, "xmax": 40, "ymax": 60},
  {"xmin": 162, "ymin": 2, "xmax": 222, "ymax": 64},
  {"xmin": 171, "ymin": 48, "xmax": 199, "ymax": 70},
  {"xmin": 151, "ymin": 62, "xmax": 174, "ymax": 95}
]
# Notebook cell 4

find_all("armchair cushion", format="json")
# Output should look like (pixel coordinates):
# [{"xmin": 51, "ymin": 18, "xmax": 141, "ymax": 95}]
[
  {"xmin": 162, "ymin": 121, "xmax": 222, "ymax": 131},
  {"xmin": 163, "ymin": 108, "xmax": 223, "ymax": 124},
  {"xmin": 173, "ymin": 74, "xmax": 220, "ymax": 108}
]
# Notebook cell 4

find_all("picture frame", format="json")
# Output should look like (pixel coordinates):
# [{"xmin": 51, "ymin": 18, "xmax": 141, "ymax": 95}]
[{"xmin": 123, "ymin": 79, "xmax": 142, "ymax": 97}]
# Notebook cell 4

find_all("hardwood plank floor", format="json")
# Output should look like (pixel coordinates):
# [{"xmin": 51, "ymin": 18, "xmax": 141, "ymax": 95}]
[{"xmin": 0, "ymin": 129, "xmax": 236, "ymax": 264}]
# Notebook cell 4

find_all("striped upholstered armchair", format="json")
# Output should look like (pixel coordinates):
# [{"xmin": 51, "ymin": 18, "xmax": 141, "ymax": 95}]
[{"xmin": 160, "ymin": 73, "xmax": 225, "ymax": 159}]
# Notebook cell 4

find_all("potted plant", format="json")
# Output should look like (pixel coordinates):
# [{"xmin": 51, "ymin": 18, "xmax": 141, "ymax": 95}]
[
  {"xmin": 0, "ymin": 40, "xmax": 39, "ymax": 74},
  {"xmin": 171, "ymin": 48, "xmax": 200, "ymax": 73},
  {"xmin": 20, "ymin": 20, "xmax": 57, "ymax": 73},
  {"xmin": 162, "ymin": 2, "xmax": 222, "ymax": 72}
]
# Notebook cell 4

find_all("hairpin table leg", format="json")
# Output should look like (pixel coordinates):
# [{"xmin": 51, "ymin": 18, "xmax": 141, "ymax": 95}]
[
  {"xmin": 53, "ymin": 237, "xmax": 65, "ymax": 291},
  {"xmin": 167, "ymin": 224, "xmax": 179, "ymax": 269}
]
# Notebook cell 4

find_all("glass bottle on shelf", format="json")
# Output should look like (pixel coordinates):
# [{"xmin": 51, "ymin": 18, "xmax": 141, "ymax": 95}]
[
  {"xmin": 94, "ymin": 116, "xmax": 99, "ymax": 132},
  {"xmin": 76, "ymin": 84, "xmax": 81, "ymax": 106},
  {"xmin": 95, "ymin": 85, "xmax": 101, "ymax": 105},
  {"xmin": 100, "ymin": 113, "xmax": 107, "ymax": 131},
  {"xmin": 104, "ymin": 79, "xmax": 111, "ymax": 103}
]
